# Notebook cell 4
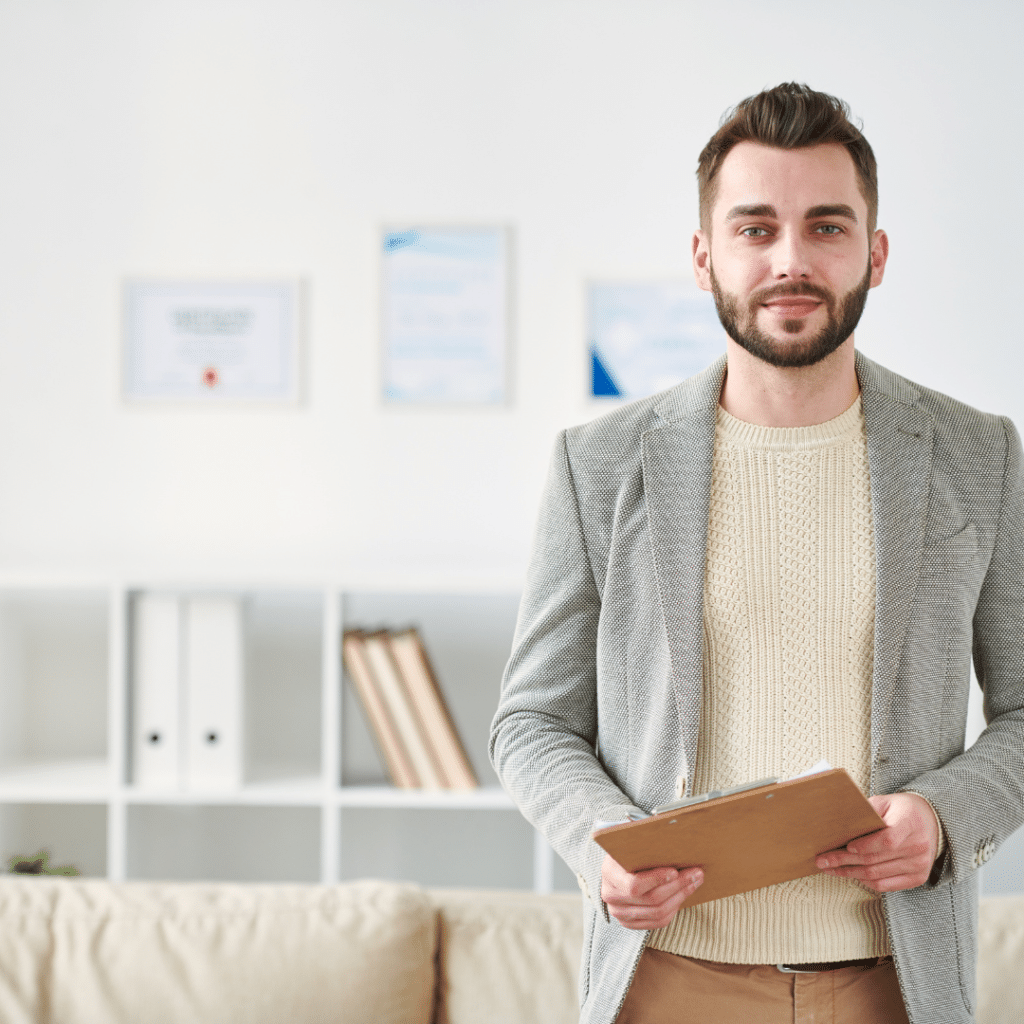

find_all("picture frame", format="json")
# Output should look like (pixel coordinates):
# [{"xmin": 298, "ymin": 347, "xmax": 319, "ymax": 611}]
[
  {"xmin": 381, "ymin": 226, "xmax": 511, "ymax": 406},
  {"xmin": 123, "ymin": 280, "xmax": 301, "ymax": 404}
]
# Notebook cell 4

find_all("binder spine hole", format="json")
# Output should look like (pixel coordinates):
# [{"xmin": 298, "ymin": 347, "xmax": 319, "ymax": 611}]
[
  {"xmin": 148, "ymin": 732, "xmax": 161, "ymax": 745},
  {"xmin": 206, "ymin": 732, "xmax": 219, "ymax": 744}
]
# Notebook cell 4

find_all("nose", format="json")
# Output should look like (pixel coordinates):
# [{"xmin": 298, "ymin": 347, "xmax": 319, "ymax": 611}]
[{"xmin": 771, "ymin": 228, "xmax": 812, "ymax": 280}]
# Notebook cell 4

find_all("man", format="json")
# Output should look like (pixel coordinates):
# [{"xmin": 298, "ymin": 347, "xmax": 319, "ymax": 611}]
[{"xmin": 490, "ymin": 83, "xmax": 1024, "ymax": 1024}]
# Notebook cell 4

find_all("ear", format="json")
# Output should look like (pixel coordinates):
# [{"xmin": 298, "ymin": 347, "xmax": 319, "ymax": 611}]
[
  {"xmin": 692, "ymin": 229, "xmax": 712, "ymax": 292},
  {"xmin": 869, "ymin": 229, "xmax": 889, "ymax": 288}
]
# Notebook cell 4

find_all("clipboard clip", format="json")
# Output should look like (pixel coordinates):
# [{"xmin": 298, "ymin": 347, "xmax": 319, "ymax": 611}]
[{"xmin": 651, "ymin": 777, "xmax": 778, "ymax": 815}]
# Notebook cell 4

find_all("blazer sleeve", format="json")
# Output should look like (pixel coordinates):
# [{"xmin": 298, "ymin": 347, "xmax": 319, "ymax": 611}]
[
  {"xmin": 490, "ymin": 431, "xmax": 645, "ymax": 917},
  {"xmin": 904, "ymin": 415, "xmax": 1024, "ymax": 887}
]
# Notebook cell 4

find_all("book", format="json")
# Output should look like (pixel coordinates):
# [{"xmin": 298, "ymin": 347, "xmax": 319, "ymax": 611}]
[
  {"xmin": 361, "ymin": 631, "xmax": 445, "ymax": 789},
  {"xmin": 386, "ymin": 629, "xmax": 478, "ymax": 790},
  {"xmin": 341, "ymin": 631, "xmax": 418, "ymax": 789},
  {"xmin": 592, "ymin": 768, "xmax": 885, "ymax": 907}
]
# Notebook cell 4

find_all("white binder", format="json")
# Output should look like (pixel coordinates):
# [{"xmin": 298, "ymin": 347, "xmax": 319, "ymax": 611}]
[
  {"xmin": 183, "ymin": 596, "xmax": 244, "ymax": 791},
  {"xmin": 131, "ymin": 594, "xmax": 183, "ymax": 789}
]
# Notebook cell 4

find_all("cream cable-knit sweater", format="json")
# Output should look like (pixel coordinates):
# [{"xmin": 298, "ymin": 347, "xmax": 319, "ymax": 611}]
[{"xmin": 648, "ymin": 397, "xmax": 890, "ymax": 964}]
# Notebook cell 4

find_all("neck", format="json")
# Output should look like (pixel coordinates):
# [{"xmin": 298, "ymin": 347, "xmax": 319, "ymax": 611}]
[{"xmin": 719, "ymin": 337, "xmax": 860, "ymax": 427}]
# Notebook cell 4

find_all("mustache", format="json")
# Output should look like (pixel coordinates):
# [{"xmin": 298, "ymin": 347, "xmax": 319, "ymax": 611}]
[{"xmin": 749, "ymin": 282, "xmax": 834, "ymax": 306}]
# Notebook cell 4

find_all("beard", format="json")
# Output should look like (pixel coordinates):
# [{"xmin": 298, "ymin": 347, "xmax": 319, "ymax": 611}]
[{"xmin": 709, "ymin": 261, "xmax": 872, "ymax": 369}]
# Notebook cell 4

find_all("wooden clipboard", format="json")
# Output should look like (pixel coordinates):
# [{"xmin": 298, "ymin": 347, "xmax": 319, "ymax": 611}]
[{"xmin": 592, "ymin": 769, "xmax": 884, "ymax": 907}]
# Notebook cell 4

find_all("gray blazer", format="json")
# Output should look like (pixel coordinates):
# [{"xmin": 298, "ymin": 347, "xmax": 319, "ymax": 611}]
[{"xmin": 490, "ymin": 352, "xmax": 1024, "ymax": 1024}]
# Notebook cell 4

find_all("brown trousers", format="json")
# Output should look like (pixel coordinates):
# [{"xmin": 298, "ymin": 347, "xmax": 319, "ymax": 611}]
[{"xmin": 616, "ymin": 949, "xmax": 911, "ymax": 1024}]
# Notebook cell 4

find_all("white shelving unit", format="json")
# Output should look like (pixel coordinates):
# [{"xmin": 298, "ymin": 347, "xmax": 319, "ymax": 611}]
[
  {"xmin": 0, "ymin": 578, "xmax": 575, "ymax": 893},
  {"xmin": 2, "ymin": 577, "xmax": 1020, "ymax": 896}
]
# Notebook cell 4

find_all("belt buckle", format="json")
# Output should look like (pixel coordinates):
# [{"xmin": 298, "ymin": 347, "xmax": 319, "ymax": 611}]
[{"xmin": 776, "ymin": 964, "xmax": 821, "ymax": 974}]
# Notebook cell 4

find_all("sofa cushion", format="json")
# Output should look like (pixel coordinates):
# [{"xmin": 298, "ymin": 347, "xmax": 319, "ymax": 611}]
[
  {"xmin": 0, "ymin": 877, "xmax": 436, "ymax": 1024},
  {"xmin": 978, "ymin": 894, "xmax": 1024, "ymax": 1024},
  {"xmin": 432, "ymin": 889, "xmax": 583, "ymax": 1024}
]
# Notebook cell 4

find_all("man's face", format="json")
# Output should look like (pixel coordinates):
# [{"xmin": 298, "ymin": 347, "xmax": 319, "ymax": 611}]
[{"xmin": 693, "ymin": 142, "xmax": 887, "ymax": 368}]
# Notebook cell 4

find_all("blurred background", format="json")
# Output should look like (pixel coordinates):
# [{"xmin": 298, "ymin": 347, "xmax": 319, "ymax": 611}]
[
  {"xmin": 0, "ymin": 0, "xmax": 1020, "ymax": 893},
  {"xmin": 1, "ymin": 0, "xmax": 1021, "ymax": 579}
]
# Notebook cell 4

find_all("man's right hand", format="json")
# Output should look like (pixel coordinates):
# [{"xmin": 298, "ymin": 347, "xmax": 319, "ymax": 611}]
[{"xmin": 600, "ymin": 854, "xmax": 704, "ymax": 930}]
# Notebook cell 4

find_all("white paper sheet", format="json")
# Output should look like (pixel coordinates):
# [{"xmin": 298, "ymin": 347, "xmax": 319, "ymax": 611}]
[{"xmin": 785, "ymin": 759, "xmax": 834, "ymax": 781}]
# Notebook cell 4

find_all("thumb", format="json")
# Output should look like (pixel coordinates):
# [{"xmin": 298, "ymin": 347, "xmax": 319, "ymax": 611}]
[
  {"xmin": 867, "ymin": 794, "xmax": 892, "ymax": 820},
  {"xmin": 845, "ymin": 795, "xmax": 891, "ymax": 856}
]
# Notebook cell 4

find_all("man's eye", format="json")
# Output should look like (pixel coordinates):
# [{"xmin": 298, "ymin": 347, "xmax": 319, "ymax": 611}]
[
  {"xmin": 742, "ymin": 226, "xmax": 768, "ymax": 237},
  {"xmin": 815, "ymin": 224, "xmax": 842, "ymax": 235}
]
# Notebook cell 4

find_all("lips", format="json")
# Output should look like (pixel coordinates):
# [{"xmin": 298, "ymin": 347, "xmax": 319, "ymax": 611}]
[{"xmin": 762, "ymin": 298, "xmax": 822, "ymax": 317}]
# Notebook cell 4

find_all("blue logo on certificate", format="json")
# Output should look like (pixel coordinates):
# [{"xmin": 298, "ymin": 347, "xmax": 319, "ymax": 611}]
[{"xmin": 384, "ymin": 231, "xmax": 419, "ymax": 252}]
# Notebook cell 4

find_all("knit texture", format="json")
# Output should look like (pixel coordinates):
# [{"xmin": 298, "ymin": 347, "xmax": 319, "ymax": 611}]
[{"xmin": 648, "ymin": 397, "xmax": 889, "ymax": 963}]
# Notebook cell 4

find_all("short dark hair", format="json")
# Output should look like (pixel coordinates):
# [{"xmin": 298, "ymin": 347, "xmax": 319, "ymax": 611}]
[{"xmin": 697, "ymin": 83, "xmax": 877, "ymax": 234}]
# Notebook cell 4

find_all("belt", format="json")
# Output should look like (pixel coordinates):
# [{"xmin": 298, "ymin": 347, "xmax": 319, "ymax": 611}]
[{"xmin": 777, "ymin": 956, "xmax": 888, "ymax": 974}]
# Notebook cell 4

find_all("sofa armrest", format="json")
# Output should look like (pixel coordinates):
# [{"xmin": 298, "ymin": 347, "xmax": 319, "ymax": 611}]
[{"xmin": 431, "ymin": 889, "xmax": 583, "ymax": 1024}]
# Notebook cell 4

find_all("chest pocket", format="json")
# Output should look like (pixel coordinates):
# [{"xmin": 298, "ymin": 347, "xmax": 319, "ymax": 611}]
[{"xmin": 917, "ymin": 523, "xmax": 979, "ymax": 629}]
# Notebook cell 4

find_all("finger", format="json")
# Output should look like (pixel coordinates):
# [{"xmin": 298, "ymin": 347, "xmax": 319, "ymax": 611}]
[
  {"xmin": 821, "ymin": 849, "xmax": 934, "ymax": 889},
  {"xmin": 642, "ymin": 866, "xmax": 703, "ymax": 903},
  {"xmin": 613, "ymin": 906, "xmax": 682, "ymax": 929},
  {"xmin": 823, "ymin": 844, "xmax": 932, "ymax": 872},
  {"xmin": 619, "ymin": 867, "xmax": 680, "ymax": 901},
  {"xmin": 613, "ymin": 877, "xmax": 683, "ymax": 908},
  {"xmin": 817, "ymin": 849, "xmax": 873, "ymax": 870},
  {"xmin": 818, "ymin": 821, "xmax": 922, "ymax": 869},
  {"xmin": 821, "ymin": 856, "xmax": 930, "ymax": 882},
  {"xmin": 602, "ymin": 858, "xmax": 677, "ymax": 899},
  {"xmin": 606, "ymin": 868, "xmax": 703, "ymax": 910},
  {"xmin": 817, "ymin": 844, "xmax": 911, "ymax": 870},
  {"xmin": 677, "ymin": 866, "xmax": 705, "ymax": 891},
  {"xmin": 609, "ymin": 871, "xmax": 704, "ymax": 929},
  {"xmin": 842, "ymin": 870, "xmax": 929, "ymax": 893},
  {"xmin": 847, "ymin": 833, "xmax": 931, "ymax": 865},
  {"xmin": 867, "ymin": 794, "xmax": 893, "ymax": 818},
  {"xmin": 608, "ymin": 867, "xmax": 703, "ymax": 909},
  {"xmin": 847, "ymin": 827, "xmax": 908, "ymax": 856}
]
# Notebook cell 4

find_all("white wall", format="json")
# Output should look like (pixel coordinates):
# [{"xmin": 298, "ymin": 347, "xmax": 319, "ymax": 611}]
[{"xmin": 0, "ymin": 0, "xmax": 1021, "ymax": 581}]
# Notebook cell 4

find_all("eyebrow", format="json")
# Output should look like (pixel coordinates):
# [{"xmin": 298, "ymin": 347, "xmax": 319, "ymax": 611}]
[
  {"xmin": 725, "ymin": 204, "xmax": 775, "ymax": 220},
  {"xmin": 724, "ymin": 202, "xmax": 858, "ymax": 223},
  {"xmin": 805, "ymin": 203, "xmax": 858, "ymax": 223}
]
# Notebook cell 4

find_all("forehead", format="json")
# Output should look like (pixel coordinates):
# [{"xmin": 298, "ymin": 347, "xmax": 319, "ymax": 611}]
[{"xmin": 712, "ymin": 141, "xmax": 865, "ymax": 222}]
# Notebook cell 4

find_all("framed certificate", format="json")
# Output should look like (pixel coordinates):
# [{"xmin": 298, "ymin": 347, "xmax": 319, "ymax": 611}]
[
  {"xmin": 381, "ymin": 226, "xmax": 510, "ymax": 405},
  {"xmin": 123, "ymin": 280, "xmax": 300, "ymax": 403},
  {"xmin": 588, "ymin": 281, "xmax": 724, "ymax": 400}
]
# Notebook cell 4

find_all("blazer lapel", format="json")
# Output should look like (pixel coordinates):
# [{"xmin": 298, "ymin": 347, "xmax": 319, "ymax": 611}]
[
  {"xmin": 856, "ymin": 353, "xmax": 934, "ymax": 767},
  {"xmin": 642, "ymin": 358, "xmax": 725, "ymax": 785}
]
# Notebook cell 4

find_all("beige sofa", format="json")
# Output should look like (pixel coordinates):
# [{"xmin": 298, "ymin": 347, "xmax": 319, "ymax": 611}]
[{"xmin": 0, "ymin": 878, "xmax": 1018, "ymax": 1023}]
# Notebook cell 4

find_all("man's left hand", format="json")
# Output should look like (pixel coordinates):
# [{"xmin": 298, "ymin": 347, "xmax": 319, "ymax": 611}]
[{"xmin": 815, "ymin": 792, "xmax": 940, "ymax": 892}]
